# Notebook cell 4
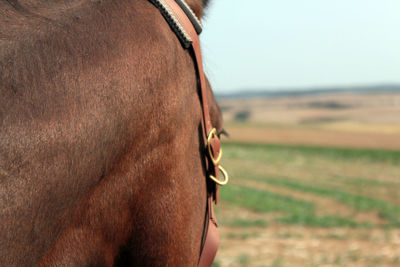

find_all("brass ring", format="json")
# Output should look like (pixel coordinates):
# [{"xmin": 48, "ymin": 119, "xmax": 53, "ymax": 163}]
[
  {"xmin": 209, "ymin": 165, "xmax": 229, "ymax": 186},
  {"xmin": 207, "ymin": 128, "xmax": 223, "ymax": 166}
]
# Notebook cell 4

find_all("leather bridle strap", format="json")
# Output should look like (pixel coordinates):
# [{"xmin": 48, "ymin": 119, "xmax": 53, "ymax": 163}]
[
  {"xmin": 147, "ymin": 0, "xmax": 215, "ymax": 139},
  {"xmin": 148, "ymin": 0, "xmax": 224, "ymax": 266}
]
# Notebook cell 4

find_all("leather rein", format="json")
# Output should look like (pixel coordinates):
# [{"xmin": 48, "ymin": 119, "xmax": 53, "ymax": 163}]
[{"xmin": 148, "ymin": 0, "xmax": 229, "ymax": 266}]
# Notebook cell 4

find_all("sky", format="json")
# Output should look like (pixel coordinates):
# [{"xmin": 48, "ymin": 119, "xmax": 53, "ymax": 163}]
[{"xmin": 200, "ymin": 0, "xmax": 400, "ymax": 93}]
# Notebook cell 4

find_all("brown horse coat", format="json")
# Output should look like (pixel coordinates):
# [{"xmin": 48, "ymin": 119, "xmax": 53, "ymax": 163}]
[{"xmin": 0, "ymin": 0, "xmax": 222, "ymax": 265}]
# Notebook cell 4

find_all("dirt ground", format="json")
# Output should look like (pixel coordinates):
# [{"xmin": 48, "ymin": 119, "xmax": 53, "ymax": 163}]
[
  {"xmin": 220, "ymin": 93, "xmax": 400, "ymax": 126},
  {"xmin": 219, "ymin": 92, "xmax": 400, "ymax": 150},
  {"xmin": 214, "ymin": 92, "xmax": 400, "ymax": 266},
  {"xmin": 216, "ymin": 226, "xmax": 400, "ymax": 267},
  {"xmin": 223, "ymin": 125, "xmax": 400, "ymax": 150}
]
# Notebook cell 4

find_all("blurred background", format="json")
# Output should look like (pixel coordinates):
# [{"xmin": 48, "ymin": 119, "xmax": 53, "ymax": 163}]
[{"xmin": 200, "ymin": 0, "xmax": 400, "ymax": 266}]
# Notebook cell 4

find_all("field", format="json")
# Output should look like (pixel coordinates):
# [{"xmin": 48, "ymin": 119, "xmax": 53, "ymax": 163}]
[{"xmin": 213, "ymin": 91, "xmax": 400, "ymax": 266}]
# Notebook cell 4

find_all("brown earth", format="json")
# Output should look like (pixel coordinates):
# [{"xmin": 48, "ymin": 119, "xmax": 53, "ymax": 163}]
[
  {"xmin": 216, "ymin": 226, "xmax": 400, "ymax": 267},
  {"xmin": 215, "ymin": 92, "xmax": 400, "ymax": 266},
  {"xmin": 219, "ymin": 92, "xmax": 400, "ymax": 150},
  {"xmin": 220, "ymin": 93, "xmax": 400, "ymax": 126},
  {"xmin": 223, "ymin": 125, "xmax": 400, "ymax": 150}
]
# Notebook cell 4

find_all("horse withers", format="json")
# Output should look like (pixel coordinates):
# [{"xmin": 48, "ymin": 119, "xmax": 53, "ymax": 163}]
[{"xmin": 0, "ymin": 0, "xmax": 224, "ymax": 266}]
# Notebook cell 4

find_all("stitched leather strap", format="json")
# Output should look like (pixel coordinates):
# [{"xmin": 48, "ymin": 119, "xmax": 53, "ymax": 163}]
[{"xmin": 148, "ymin": 0, "xmax": 221, "ymax": 266}]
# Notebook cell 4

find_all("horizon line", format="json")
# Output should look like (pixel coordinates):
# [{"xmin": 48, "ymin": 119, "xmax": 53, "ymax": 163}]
[{"xmin": 215, "ymin": 83, "xmax": 400, "ymax": 95}]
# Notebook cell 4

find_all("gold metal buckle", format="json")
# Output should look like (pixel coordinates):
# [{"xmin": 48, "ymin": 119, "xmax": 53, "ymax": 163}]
[
  {"xmin": 209, "ymin": 165, "xmax": 229, "ymax": 186},
  {"xmin": 207, "ymin": 128, "xmax": 223, "ymax": 166}
]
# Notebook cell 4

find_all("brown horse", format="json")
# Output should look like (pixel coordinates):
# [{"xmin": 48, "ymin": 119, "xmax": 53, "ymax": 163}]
[{"xmin": 0, "ymin": 0, "xmax": 224, "ymax": 266}]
